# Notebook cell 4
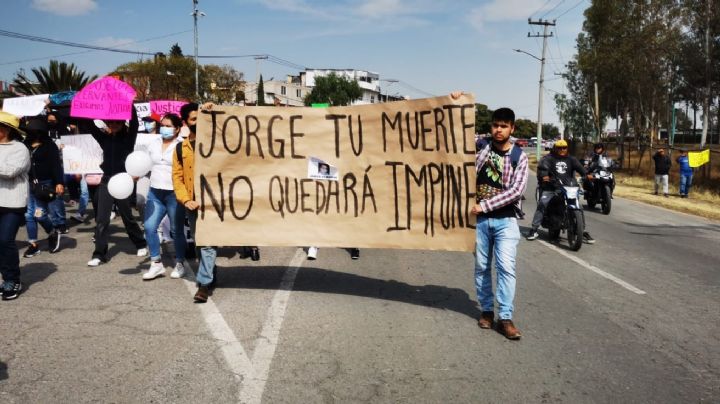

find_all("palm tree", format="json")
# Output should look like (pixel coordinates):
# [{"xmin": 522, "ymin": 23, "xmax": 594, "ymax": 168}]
[{"xmin": 12, "ymin": 60, "xmax": 97, "ymax": 95}]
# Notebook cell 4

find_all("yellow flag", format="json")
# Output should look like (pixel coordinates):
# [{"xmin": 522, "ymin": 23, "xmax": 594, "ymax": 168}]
[{"xmin": 688, "ymin": 149, "xmax": 710, "ymax": 168}]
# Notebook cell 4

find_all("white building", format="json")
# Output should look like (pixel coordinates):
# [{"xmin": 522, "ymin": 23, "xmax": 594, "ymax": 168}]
[
  {"xmin": 244, "ymin": 77, "xmax": 306, "ymax": 106},
  {"xmin": 245, "ymin": 68, "xmax": 406, "ymax": 106}
]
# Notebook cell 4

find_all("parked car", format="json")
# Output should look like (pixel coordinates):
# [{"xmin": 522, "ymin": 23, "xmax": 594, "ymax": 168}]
[{"xmin": 514, "ymin": 138, "xmax": 529, "ymax": 147}]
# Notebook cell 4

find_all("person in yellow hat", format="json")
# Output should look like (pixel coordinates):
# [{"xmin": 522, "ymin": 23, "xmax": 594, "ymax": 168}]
[
  {"xmin": 526, "ymin": 139, "xmax": 595, "ymax": 243},
  {"xmin": 0, "ymin": 111, "xmax": 31, "ymax": 300}
]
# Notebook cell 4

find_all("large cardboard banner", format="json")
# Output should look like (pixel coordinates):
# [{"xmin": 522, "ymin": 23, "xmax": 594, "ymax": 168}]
[
  {"xmin": 195, "ymin": 95, "xmax": 477, "ymax": 252},
  {"xmin": 59, "ymin": 134, "xmax": 103, "ymax": 174}
]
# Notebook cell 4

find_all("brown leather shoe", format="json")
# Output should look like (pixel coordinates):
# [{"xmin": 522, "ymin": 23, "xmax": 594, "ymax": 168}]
[
  {"xmin": 194, "ymin": 286, "xmax": 209, "ymax": 303},
  {"xmin": 497, "ymin": 319, "xmax": 522, "ymax": 340},
  {"xmin": 477, "ymin": 311, "xmax": 494, "ymax": 329}
]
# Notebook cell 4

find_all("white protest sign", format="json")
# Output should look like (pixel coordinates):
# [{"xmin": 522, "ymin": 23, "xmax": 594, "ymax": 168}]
[
  {"xmin": 2, "ymin": 94, "xmax": 49, "ymax": 117},
  {"xmin": 59, "ymin": 134, "xmax": 103, "ymax": 174},
  {"xmin": 135, "ymin": 102, "xmax": 151, "ymax": 131}
]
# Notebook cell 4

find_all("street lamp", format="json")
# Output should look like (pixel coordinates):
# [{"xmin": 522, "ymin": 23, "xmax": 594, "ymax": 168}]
[
  {"xmin": 191, "ymin": 0, "xmax": 206, "ymax": 100},
  {"xmin": 514, "ymin": 48, "xmax": 546, "ymax": 161}
]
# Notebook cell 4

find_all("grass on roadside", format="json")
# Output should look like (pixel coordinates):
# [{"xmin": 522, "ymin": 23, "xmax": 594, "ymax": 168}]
[{"xmin": 613, "ymin": 176, "xmax": 720, "ymax": 221}]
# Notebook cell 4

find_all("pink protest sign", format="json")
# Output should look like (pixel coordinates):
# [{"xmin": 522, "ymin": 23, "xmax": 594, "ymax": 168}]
[
  {"xmin": 70, "ymin": 77, "xmax": 136, "ymax": 120},
  {"xmin": 150, "ymin": 100, "xmax": 187, "ymax": 116}
]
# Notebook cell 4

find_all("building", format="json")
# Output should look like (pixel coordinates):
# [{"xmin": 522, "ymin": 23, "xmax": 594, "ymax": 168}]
[{"xmin": 245, "ymin": 68, "xmax": 406, "ymax": 107}]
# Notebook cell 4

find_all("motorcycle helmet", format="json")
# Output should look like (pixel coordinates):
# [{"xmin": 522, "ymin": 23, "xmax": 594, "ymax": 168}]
[{"xmin": 553, "ymin": 139, "xmax": 569, "ymax": 156}]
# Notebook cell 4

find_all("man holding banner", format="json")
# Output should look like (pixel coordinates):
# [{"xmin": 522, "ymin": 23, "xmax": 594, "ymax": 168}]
[{"xmin": 453, "ymin": 91, "xmax": 528, "ymax": 340}]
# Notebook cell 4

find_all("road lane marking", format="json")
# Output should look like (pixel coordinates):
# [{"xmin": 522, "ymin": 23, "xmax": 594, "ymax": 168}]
[
  {"xmin": 239, "ymin": 248, "xmax": 305, "ymax": 404},
  {"xmin": 537, "ymin": 240, "xmax": 647, "ymax": 295},
  {"xmin": 185, "ymin": 248, "xmax": 305, "ymax": 403}
]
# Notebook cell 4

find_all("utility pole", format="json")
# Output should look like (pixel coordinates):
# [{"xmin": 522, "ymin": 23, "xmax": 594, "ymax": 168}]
[
  {"xmin": 192, "ymin": 0, "xmax": 205, "ymax": 100},
  {"xmin": 528, "ymin": 18, "xmax": 555, "ymax": 161},
  {"xmin": 700, "ymin": 0, "xmax": 711, "ymax": 148}
]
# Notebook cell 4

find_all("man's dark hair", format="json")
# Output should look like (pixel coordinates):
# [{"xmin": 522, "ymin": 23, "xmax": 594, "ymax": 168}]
[
  {"xmin": 180, "ymin": 102, "xmax": 199, "ymax": 123},
  {"xmin": 492, "ymin": 107, "xmax": 515, "ymax": 125}
]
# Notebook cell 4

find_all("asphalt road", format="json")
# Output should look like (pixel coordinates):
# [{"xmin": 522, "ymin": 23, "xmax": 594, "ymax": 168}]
[{"xmin": 0, "ymin": 179, "xmax": 718, "ymax": 403}]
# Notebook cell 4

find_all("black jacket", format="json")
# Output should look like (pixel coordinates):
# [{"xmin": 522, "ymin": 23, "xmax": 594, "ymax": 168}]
[
  {"xmin": 652, "ymin": 152, "xmax": 671, "ymax": 175},
  {"xmin": 24, "ymin": 135, "xmax": 63, "ymax": 186},
  {"xmin": 537, "ymin": 153, "xmax": 586, "ymax": 191},
  {"xmin": 77, "ymin": 108, "xmax": 138, "ymax": 181}
]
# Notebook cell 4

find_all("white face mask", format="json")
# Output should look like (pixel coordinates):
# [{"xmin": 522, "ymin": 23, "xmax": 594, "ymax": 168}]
[
  {"xmin": 159, "ymin": 126, "xmax": 175, "ymax": 139},
  {"xmin": 144, "ymin": 122, "xmax": 156, "ymax": 132}
]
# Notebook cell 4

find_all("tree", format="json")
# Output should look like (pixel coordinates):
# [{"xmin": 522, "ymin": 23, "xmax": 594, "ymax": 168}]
[
  {"xmin": 475, "ymin": 103, "xmax": 493, "ymax": 134},
  {"xmin": 304, "ymin": 73, "xmax": 362, "ymax": 106},
  {"xmin": 554, "ymin": 60, "xmax": 596, "ymax": 142},
  {"xmin": 11, "ymin": 60, "xmax": 96, "ymax": 95},
  {"xmin": 169, "ymin": 43, "xmax": 183, "ymax": 57},
  {"xmin": 513, "ymin": 119, "xmax": 537, "ymax": 138},
  {"xmin": 256, "ymin": 74, "xmax": 266, "ymax": 106},
  {"xmin": 203, "ymin": 64, "xmax": 244, "ymax": 104},
  {"xmin": 112, "ymin": 46, "xmax": 199, "ymax": 101}
]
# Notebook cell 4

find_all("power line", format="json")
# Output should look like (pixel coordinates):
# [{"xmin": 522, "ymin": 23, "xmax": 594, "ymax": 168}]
[
  {"xmin": 0, "ymin": 30, "xmax": 193, "ymax": 66},
  {"xmin": 540, "ymin": 0, "xmax": 566, "ymax": 18},
  {"xmin": 530, "ymin": 0, "xmax": 556, "ymax": 18},
  {"xmin": 556, "ymin": 0, "xmax": 586, "ymax": 19},
  {"xmin": 0, "ymin": 28, "xmax": 308, "ymax": 72}
]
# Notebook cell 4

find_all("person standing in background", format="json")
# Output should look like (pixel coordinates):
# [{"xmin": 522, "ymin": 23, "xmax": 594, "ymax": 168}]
[
  {"xmin": 676, "ymin": 149, "xmax": 693, "ymax": 198},
  {"xmin": 652, "ymin": 147, "xmax": 671, "ymax": 197}
]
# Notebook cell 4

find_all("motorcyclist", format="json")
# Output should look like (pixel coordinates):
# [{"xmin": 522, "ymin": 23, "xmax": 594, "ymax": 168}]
[
  {"xmin": 525, "ymin": 139, "xmax": 595, "ymax": 243},
  {"xmin": 584, "ymin": 142, "xmax": 615, "ymax": 193}
]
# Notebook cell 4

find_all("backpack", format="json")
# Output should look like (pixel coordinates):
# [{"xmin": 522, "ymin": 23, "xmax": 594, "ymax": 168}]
[
  {"xmin": 476, "ymin": 138, "xmax": 523, "ymax": 169},
  {"xmin": 175, "ymin": 142, "xmax": 184, "ymax": 167}
]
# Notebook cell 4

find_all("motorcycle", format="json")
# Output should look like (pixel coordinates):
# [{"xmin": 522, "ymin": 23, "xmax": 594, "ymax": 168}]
[
  {"xmin": 539, "ymin": 180, "xmax": 585, "ymax": 251},
  {"xmin": 583, "ymin": 155, "xmax": 615, "ymax": 215}
]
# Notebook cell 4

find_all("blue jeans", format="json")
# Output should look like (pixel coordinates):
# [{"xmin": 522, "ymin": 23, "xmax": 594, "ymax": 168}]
[
  {"xmin": 143, "ymin": 188, "xmax": 180, "ymax": 262},
  {"xmin": 25, "ymin": 181, "xmax": 56, "ymax": 242},
  {"xmin": 0, "ymin": 210, "xmax": 24, "ymax": 283},
  {"xmin": 78, "ymin": 175, "xmax": 89, "ymax": 215},
  {"xmin": 49, "ymin": 194, "xmax": 66, "ymax": 228},
  {"xmin": 680, "ymin": 174, "xmax": 693, "ymax": 196},
  {"xmin": 474, "ymin": 216, "xmax": 520, "ymax": 320},
  {"xmin": 186, "ymin": 208, "xmax": 216, "ymax": 286}
]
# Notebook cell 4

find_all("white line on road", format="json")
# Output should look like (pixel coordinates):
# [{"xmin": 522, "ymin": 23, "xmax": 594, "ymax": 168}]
[
  {"xmin": 239, "ymin": 248, "xmax": 305, "ymax": 404},
  {"xmin": 184, "ymin": 248, "xmax": 305, "ymax": 403},
  {"xmin": 538, "ymin": 240, "xmax": 647, "ymax": 295}
]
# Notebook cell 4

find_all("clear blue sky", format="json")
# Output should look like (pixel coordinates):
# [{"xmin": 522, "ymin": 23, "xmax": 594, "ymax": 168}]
[{"xmin": 0, "ymin": 0, "xmax": 589, "ymax": 129}]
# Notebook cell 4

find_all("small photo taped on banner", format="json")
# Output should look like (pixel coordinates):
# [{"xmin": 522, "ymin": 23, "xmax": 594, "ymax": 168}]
[{"xmin": 308, "ymin": 157, "xmax": 338, "ymax": 181}]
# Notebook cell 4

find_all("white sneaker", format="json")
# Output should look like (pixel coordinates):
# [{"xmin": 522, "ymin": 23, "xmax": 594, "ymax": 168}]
[
  {"xmin": 137, "ymin": 248, "xmax": 148, "ymax": 257},
  {"xmin": 307, "ymin": 246, "xmax": 318, "ymax": 260},
  {"xmin": 170, "ymin": 262, "xmax": 186, "ymax": 279},
  {"xmin": 87, "ymin": 258, "xmax": 102, "ymax": 267},
  {"xmin": 143, "ymin": 262, "xmax": 166, "ymax": 280}
]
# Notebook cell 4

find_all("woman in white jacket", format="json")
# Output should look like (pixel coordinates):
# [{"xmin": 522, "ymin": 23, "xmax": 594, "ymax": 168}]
[{"xmin": 0, "ymin": 111, "xmax": 31, "ymax": 300}]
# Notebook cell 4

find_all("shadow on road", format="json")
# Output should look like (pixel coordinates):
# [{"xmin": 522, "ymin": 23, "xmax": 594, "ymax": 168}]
[
  {"xmin": 20, "ymin": 262, "xmax": 57, "ymax": 294},
  {"xmin": 0, "ymin": 361, "xmax": 7, "ymax": 381},
  {"xmin": 217, "ymin": 265, "xmax": 482, "ymax": 320}
]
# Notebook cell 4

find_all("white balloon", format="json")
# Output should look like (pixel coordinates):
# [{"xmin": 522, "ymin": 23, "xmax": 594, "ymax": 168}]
[
  {"xmin": 125, "ymin": 151, "xmax": 153, "ymax": 177},
  {"xmin": 107, "ymin": 173, "xmax": 134, "ymax": 200}
]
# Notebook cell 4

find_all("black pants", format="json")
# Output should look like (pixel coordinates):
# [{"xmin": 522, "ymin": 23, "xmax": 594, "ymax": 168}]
[
  {"xmin": 92, "ymin": 182, "xmax": 146, "ymax": 261},
  {"xmin": 0, "ymin": 211, "xmax": 24, "ymax": 283}
]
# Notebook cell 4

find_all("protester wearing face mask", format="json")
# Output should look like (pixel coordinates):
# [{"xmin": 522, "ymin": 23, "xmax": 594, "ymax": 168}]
[{"xmin": 141, "ymin": 113, "xmax": 186, "ymax": 280}]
